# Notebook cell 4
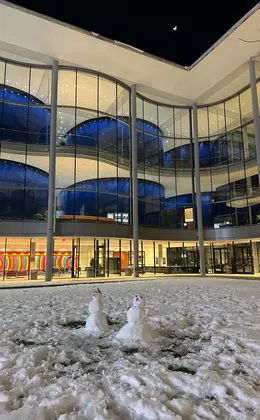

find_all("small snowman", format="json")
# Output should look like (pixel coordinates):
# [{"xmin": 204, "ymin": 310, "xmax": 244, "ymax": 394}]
[
  {"xmin": 85, "ymin": 288, "xmax": 109, "ymax": 335},
  {"xmin": 115, "ymin": 294, "xmax": 152, "ymax": 342}
]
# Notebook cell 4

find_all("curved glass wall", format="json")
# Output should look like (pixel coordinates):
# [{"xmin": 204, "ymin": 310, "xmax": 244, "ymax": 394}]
[
  {"xmin": 136, "ymin": 97, "xmax": 194, "ymax": 228},
  {"xmin": 0, "ymin": 59, "xmax": 51, "ymax": 220},
  {"xmin": 55, "ymin": 71, "xmax": 194, "ymax": 228},
  {"xmin": 55, "ymin": 69, "xmax": 131, "ymax": 224},
  {"xmin": 0, "ymin": 159, "xmax": 48, "ymax": 220},
  {"xmin": 197, "ymin": 85, "xmax": 260, "ymax": 228},
  {"xmin": 0, "ymin": 57, "xmax": 260, "ymax": 231},
  {"xmin": 59, "ymin": 178, "xmax": 165, "ymax": 225}
]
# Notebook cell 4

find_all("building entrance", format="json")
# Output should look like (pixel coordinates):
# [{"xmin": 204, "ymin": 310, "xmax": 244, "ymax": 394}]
[
  {"xmin": 213, "ymin": 247, "xmax": 228, "ymax": 273},
  {"xmin": 233, "ymin": 244, "xmax": 253, "ymax": 274}
]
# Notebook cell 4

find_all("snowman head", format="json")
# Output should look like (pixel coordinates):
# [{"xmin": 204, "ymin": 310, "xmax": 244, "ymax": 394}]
[
  {"xmin": 93, "ymin": 288, "xmax": 102, "ymax": 300},
  {"xmin": 133, "ymin": 294, "xmax": 145, "ymax": 307}
]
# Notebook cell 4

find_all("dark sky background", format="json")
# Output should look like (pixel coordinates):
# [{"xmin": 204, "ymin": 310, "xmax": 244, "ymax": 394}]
[{"xmin": 9, "ymin": 0, "xmax": 259, "ymax": 66}]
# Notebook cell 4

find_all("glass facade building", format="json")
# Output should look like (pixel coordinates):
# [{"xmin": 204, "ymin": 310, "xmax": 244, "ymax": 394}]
[{"xmin": 1, "ymin": 11, "xmax": 260, "ymax": 281}]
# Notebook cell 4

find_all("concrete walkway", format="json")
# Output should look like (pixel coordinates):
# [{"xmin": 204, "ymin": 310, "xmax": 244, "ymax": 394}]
[
  {"xmin": 0, "ymin": 273, "xmax": 259, "ymax": 289},
  {"xmin": 0, "ymin": 273, "xmax": 200, "ymax": 289}
]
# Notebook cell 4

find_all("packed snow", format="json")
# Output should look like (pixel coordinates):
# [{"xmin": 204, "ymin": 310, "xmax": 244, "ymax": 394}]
[{"xmin": 0, "ymin": 277, "xmax": 260, "ymax": 419}]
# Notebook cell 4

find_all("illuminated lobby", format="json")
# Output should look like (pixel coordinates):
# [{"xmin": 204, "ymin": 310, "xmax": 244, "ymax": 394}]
[{"xmin": 1, "ymin": 1, "xmax": 260, "ymax": 280}]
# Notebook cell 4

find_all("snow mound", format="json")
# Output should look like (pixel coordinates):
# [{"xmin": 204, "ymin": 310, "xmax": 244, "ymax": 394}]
[{"xmin": 0, "ymin": 277, "xmax": 260, "ymax": 418}]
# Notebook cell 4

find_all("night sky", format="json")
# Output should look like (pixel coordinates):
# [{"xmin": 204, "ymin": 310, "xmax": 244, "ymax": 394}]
[{"xmin": 9, "ymin": 0, "xmax": 259, "ymax": 66}]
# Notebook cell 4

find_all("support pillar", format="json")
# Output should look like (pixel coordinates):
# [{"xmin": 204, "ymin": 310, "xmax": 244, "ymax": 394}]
[
  {"xmin": 249, "ymin": 59, "xmax": 260, "ymax": 189},
  {"xmin": 242, "ymin": 122, "xmax": 250, "ymax": 161},
  {"xmin": 192, "ymin": 104, "xmax": 206, "ymax": 276},
  {"xmin": 45, "ymin": 60, "xmax": 59, "ymax": 281},
  {"xmin": 131, "ymin": 85, "xmax": 139, "ymax": 277},
  {"xmin": 242, "ymin": 122, "xmax": 252, "ymax": 194},
  {"xmin": 242, "ymin": 122, "xmax": 252, "ymax": 223}
]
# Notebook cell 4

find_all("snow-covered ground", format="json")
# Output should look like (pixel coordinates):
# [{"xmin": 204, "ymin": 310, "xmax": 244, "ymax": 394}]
[{"xmin": 0, "ymin": 277, "xmax": 260, "ymax": 419}]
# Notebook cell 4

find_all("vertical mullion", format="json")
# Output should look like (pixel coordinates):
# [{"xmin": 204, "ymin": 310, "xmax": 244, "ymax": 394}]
[
  {"xmin": 93, "ymin": 238, "xmax": 96, "ymax": 277},
  {"xmin": 0, "ymin": 61, "xmax": 6, "ymax": 131},
  {"xmin": 3, "ymin": 237, "xmax": 7, "ymax": 281},
  {"xmin": 207, "ymin": 106, "xmax": 213, "ymax": 207},
  {"xmin": 71, "ymin": 238, "xmax": 75, "ymax": 278},
  {"xmin": 173, "ymin": 107, "xmax": 178, "ymax": 225},
  {"xmin": 153, "ymin": 241, "xmax": 156, "ymax": 274},
  {"xmin": 212, "ymin": 243, "xmax": 216, "ymax": 273},
  {"xmin": 143, "ymin": 100, "xmax": 146, "ymax": 227},
  {"xmin": 96, "ymin": 239, "xmax": 99, "ymax": 276},
  {"xmin": 116, "ymin": 82, "xmax": 119, "ymax": 225},
  {"xmin": 129, "ymin": 92, "xmax": 133, "ymax": 227},
  {"xmin": 77, "ymin": 237, "xmax": 80, "ymax": 278},
  {"xmin": 168, "ymin": 241, "xmax": 171, "ymax": 273},
  {"xmin": 223, "ymin": 101, "xmax": 233, "ymax": 226},
  {"xmin": 182, "ymin": 242, "xmax": 185, "ymax": 270},
  {"xmin": 129, "ymin": 239, "xmax": 132, "ymax": 267},
  {"xmin": 73, "ymin": 70, "xmax": 78, "ymax": 222},
  {"xmin": 119, "ymin": 238, "xmax": 122, "ymax": 276},
  {"xmin": 250, "ymin": 241, "xmax": 253, "ymax": 273},
  {"xmin": 28, "ymin": 238, "xmax": 32, "ymax": 280},
  {"xmin": 210, "ymin": 243, "xmax": 213, "ymax": 273},
  {"xmin": 107, "ymin": 238, "xmax": 109, "ymax": 277},
  {"xmin": 238, "ymin": 94, "xmax": 250, "ymax": 224},
  {"xmin": 141, "ymin": 240, "xmax": 144, "ymax": 274},
  {"xmin": 23, "ymin": 66, "xmax": 31, "ymax": 221},
  {"xmin": 196, "ymin": 242, "xmax": 199, "ymax": 271},
  {"xmin": 97, "ymin": 76, "xmax": 100, "ymax": 222},
  {"xmin": 157, "ymin": 105, "xmax": 161, "ymax": 227}
]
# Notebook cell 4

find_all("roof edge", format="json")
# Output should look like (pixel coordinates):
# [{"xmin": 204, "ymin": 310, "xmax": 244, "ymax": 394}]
[
  {"xmin": 188, "ymin": 2, "xmax": 260, "ymax": 70},
  {"xmin": 1, "ymin": 0, "xmax": 260, "ymax": 75},
  {"xmin": 0, "ymin": 0, "xmax": 186, "ymax": 71}
]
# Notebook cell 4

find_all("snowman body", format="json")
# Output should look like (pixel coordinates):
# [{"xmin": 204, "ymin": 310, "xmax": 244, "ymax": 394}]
[
  {"xmin": 116, "ymin": 295, "xmax": 152, "ymax": 342},
  {"xmin": 127, "ymin": 306, "xmax": 146, "ymax": 325},
  {"xmin": 89, "ymin": 297, "xmax": 103, "ymax": 314},
  {"xmin": 85, "ymin": 289, "xmax": 109, "ymax": 334}
]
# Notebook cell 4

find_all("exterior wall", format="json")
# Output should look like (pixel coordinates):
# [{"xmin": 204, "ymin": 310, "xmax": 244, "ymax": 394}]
[
  {"xmin": 197, "ymin": 89, "xmax": 260, "ymax": 229},
  {"xmin": 0, "ymin": 236, "xmax": 259, "ymax": 279},
  {"xmin": 0, "ymin": 57, "xmax": 260, "ymax": 252}
]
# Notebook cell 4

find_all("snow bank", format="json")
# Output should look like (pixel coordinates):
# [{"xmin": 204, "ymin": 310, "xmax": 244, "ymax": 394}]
[{"xmin": 0, "ymin": 277, "xmax": 259, "ymax": 419}]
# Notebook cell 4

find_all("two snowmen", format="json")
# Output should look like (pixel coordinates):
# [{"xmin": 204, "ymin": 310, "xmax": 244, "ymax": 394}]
[{"xmin": 85, "ymin": 288, "xmax": 153, "ymax": 342}]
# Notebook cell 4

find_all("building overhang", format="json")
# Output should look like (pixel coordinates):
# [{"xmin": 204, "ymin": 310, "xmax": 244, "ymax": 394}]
[{"xmin": 0, "ymin": 1, "xmax": 260, "ymax": 105}]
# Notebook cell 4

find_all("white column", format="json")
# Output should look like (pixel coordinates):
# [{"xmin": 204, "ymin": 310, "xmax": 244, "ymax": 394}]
[
  {"xmin": 45, "ymin": 60, "xmax": 59, "ymax": 281},
  {"xmin": 193, "ymin": 104, "xmax": 206, "ymax": 276},
  {"xmin": 131, "ymin": 85, "xmax": 139, "ymax": 277},
  {"xmin": 242, "ymin": 123, "xmax": 252, "ymax": 223},
  {"xmin": 249, "ymin": 59, "xmax": 260, "ymax": 189},
  {"xmin": 242, "ymin": 123, "xmax": 252, "ymax": 190}
]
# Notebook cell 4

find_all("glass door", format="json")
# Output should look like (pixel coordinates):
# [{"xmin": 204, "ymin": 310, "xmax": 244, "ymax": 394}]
[
  {"xmin": 213, "ymin": 247, "xmax": 228, "ymax": 273},
  {"xmin": 95, "ymin": 239, "xmax": 106, "ymax": 277},
  {"xmin": 234, "ymin": 244, "xmax": 253, "ymax": 274}
]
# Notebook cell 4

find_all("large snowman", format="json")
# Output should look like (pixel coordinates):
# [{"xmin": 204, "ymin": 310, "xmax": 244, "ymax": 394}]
[
  {"xmin": 115, "ymin": 294, "xmax": 152, "ymax": 342},
  {"xmin": 85, "ymin": 288, "xmax": 109, "ymax": 335}
]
